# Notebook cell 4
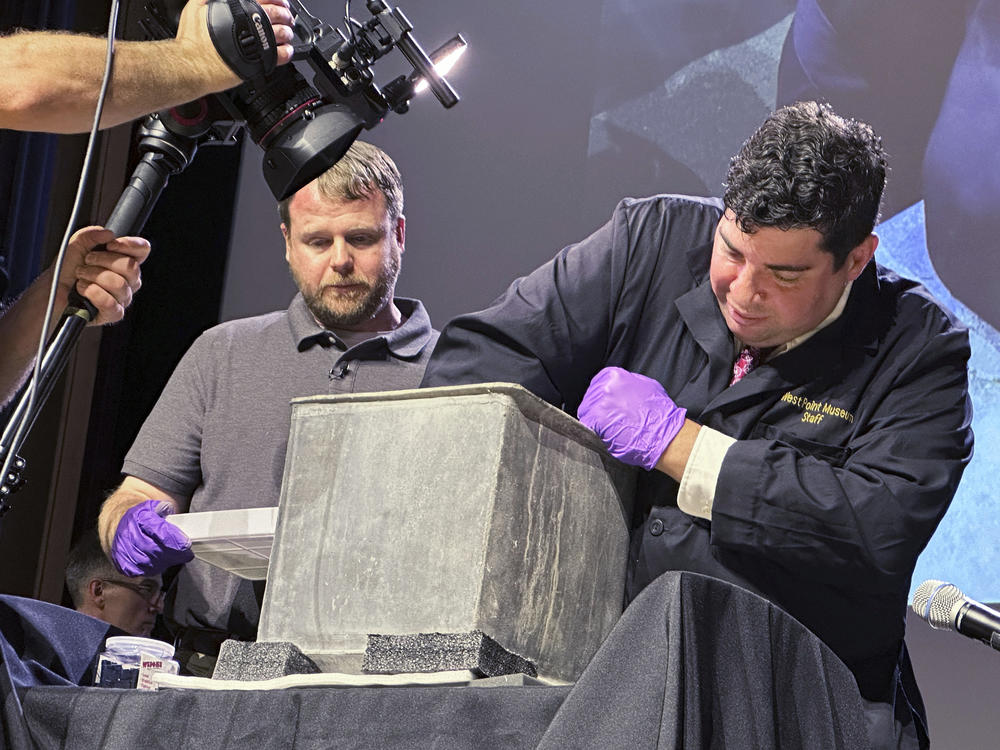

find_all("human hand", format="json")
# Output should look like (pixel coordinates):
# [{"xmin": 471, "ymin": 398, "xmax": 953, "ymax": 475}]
[
  {"xmin": 177, "ymin": 0, "xmax": 295, "ymax": 88},
  {"xmin": 256, "ymin": 0, "xmax": 295, "ymax": 64},
  {"xmin": 111, "ymin": 500, "xmax": 194, "ymax": 576},
  {"xmin": 577, "ymin": 366, "xmax": 687, "ymax": 470},
  {"xmin": 58, "ymin": 226, "xmax": 149, "ymax": 326}
]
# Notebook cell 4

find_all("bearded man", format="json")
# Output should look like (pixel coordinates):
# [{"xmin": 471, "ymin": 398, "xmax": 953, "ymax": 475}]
[{"xmin": 98, "ymin": 141, "xmax": 437, "ymax": 660}]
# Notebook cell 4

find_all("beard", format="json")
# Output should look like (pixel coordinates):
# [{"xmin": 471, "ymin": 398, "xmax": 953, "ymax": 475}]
[{"xmin": 293, "ymin": 246, "xmax": 401, "ymax": 330}]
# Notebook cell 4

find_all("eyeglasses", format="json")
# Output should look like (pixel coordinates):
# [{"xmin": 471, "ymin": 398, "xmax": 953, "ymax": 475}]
[{"xmin": 101, "ymin": 579, "xmax": 164, "ymax": 606}]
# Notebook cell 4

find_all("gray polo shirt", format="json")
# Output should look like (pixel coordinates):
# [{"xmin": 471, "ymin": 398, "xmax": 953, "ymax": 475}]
[{"xmin": 123, "ymin": 294, "xmax": 438, "ymax": 635}]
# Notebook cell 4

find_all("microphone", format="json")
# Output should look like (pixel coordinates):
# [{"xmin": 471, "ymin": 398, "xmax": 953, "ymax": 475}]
[{"xmin": 911, "ymin": 580, "xmax": 1000, "ymax": 652}]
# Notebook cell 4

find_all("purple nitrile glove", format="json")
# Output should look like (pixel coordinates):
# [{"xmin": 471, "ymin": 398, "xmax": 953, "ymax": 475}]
[
  {"xmin": 111, "ymin": 499, "xmax": 194, "ymax": 576},
  {"xmin": 577, "ymin": 366, "xmax": 687, "ymax": 471}
]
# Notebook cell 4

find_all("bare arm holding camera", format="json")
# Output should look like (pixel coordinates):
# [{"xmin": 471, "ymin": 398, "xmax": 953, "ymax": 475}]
[
  {"xmin": 0, "ymin": 0, "xmax": 294, "ymax": 134},
  {"xmin": 0, "ymin": 0, "xmax": 295, "ymax": 403}
]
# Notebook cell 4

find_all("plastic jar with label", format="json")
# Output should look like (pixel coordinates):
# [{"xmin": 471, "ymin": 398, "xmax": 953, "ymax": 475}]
[{"xmin": 94, "ymin": 636, "xmax": 179, "ymax": 690}]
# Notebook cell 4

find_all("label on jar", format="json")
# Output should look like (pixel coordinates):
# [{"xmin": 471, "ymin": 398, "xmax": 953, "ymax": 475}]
[{"xmin": 137, "ymin": 651, "xmax": 179, "ymax": 691}]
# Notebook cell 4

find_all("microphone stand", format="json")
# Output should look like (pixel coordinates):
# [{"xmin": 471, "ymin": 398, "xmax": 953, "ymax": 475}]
[{"xmin": 0, "ymin": 114, "xmax": 203, "ymax": 514}]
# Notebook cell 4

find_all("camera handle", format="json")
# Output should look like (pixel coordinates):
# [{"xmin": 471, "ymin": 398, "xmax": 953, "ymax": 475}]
[{"xmin": 0, "ymin": 115, "xmax": 203, "ymax": 514}]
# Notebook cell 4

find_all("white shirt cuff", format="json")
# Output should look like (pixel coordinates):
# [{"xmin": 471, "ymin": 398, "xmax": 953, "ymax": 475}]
[{"xmin": 677, "ymin": 426, "xmax": 736, "ymax": 520}]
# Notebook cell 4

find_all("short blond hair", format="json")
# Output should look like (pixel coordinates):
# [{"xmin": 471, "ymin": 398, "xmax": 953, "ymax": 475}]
[{"xmin": 278, "ymin": 140, "xmax": 403, "ymax": 227}]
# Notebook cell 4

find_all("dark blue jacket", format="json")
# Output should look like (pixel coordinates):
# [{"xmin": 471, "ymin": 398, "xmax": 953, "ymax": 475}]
[{"xmin": 422, "ymin": 195, "xmax": 973, "ymax": 715}]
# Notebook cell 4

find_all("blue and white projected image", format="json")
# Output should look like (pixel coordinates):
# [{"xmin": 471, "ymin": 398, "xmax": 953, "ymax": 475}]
[
  {"xmin": 586, "ymin": 0, "xmax": 1000, "ymax": 602},
  {"xmin": 877, "ymin": 204, "xmax": 1000, "ymax": 601}
]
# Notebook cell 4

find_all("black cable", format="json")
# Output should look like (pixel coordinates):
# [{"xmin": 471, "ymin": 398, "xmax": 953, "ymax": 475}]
[
  {"xmin": 344, "ymin": 0, "xmax": 363, "ymax": 47},
  {"xmin": 0, "ymin": 0, "xmax": 123, "ymax": 492}
]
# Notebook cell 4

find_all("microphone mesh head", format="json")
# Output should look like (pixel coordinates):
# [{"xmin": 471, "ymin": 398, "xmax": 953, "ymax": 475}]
[{"xmin": 912, "ymin": 579, "xmax": 965, "ymax": 629}]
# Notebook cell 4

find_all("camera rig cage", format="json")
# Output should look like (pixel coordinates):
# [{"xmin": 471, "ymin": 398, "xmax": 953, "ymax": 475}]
[{"xmin": 142, "ymin": 0, "xmax": 462, "ymax": 200}]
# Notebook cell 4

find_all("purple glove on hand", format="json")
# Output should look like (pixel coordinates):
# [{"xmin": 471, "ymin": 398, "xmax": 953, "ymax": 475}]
[
  {"xmin": 111, "ymin": 500, "xmax": 194, "ymax": 576},
  {"xmin": 578, "ymin": 366, "xmax": 687, "ymax": 471}
]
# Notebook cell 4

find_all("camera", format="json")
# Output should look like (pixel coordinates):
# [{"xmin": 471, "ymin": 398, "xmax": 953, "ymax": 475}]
[{"xmin": 141, "ymin": 0, "xmax": 463, "ymax": 199}]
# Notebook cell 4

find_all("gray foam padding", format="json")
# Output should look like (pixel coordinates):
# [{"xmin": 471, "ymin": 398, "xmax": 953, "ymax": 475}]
[
  {"xmin": 212, "ymin": 640, "xmax": 321, "ymax": 681},
  {"xmin": 363, "ymin": 630, "xmax": 537, "ymax": 678}
]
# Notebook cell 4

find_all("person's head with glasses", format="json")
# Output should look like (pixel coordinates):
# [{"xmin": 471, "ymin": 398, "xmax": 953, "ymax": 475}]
[{"xmin": 65, "ymin": 530, "xmax": 164, "ymax": 636}]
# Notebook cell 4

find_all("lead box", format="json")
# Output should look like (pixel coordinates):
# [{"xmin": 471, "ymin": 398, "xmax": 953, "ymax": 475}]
[{"xmin": 258, "ymin": 383, "xmax": 635, "ymax": 683}]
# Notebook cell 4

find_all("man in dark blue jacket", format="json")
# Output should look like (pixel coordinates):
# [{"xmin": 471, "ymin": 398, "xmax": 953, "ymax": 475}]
[{"xmin": 422, "ymin": 101, "xmax": 973, "ymax": 748}]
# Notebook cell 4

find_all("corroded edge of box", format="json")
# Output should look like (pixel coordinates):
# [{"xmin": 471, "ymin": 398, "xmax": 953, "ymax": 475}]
[{"xmin": 290, "ymin": 383, "xmax": 604, "ymax": 454}]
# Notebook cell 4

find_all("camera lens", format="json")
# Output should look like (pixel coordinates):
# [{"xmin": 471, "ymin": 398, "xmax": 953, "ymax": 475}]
[{"xmin": 228, "ymin": 67, "xmax": 323, "ymax": 147}]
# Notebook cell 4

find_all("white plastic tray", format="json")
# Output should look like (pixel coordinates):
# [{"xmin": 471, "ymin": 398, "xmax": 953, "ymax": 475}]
[{"xmin": 166, "ymin": 507, "xmax": 278, "ymax": 580}]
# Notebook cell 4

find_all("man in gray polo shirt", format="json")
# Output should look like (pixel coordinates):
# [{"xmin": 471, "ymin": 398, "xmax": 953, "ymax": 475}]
[{"xmin": 97, "ymin": 141, "xmax": 437, "ymax": 653}]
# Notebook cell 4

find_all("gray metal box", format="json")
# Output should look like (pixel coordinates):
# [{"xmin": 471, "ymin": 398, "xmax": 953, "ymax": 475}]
[{"xmin": 258, "ymin": 383, "xmax": 635, "ymax": 683}]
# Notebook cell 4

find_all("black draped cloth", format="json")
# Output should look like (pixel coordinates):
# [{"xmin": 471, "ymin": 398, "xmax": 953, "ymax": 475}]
[
  {"xmin": 0, "ymin": 572, "xmax": 870, "ymax": 749},
  {"xmin": 537, "ymin": 571, "xmax": 870, "ymax": 748}
]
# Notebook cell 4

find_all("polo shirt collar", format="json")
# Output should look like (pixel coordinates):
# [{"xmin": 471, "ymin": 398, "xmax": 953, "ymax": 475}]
[{"xmin": 288, "ymin": 293, "xmax": 433, "ymax": 358}]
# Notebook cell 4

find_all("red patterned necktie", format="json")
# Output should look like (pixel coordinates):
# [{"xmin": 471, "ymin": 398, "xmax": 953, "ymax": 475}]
[{"xmin": 730, "ymin": 345, "xmax": 761, "ymax": 385}]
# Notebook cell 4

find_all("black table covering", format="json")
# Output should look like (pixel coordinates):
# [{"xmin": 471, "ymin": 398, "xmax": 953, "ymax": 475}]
[{"xmin": 0, "ymin": 571, "xmax": 870, "ymax": 749}]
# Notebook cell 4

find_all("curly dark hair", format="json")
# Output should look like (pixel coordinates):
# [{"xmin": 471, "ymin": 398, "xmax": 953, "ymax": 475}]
[{"xmin": 723, "ymin": 101, "xmax": 887, "ymax": 268}]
